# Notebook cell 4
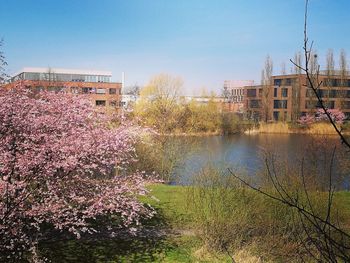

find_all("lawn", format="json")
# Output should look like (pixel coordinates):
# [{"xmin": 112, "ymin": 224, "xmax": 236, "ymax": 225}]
[
  {"xmin": 38, "ymin": 184, "xmax": 350, "ymax": 263},
  {"xmin": 39, "ymin": 184, "xmax": 233, "ymax": 263}
]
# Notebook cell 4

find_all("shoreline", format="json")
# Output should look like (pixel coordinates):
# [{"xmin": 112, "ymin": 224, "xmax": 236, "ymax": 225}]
[{"xmin": 141, "ymin": 122, "xmax": 350, "ymax": 137}]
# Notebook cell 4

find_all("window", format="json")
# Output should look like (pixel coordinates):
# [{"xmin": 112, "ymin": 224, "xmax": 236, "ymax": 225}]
[
  {"xmin": 109, "ymin": 88, "xmax": 117, "ymax": 94},
  {"xmin": 273, "ymin": 111, "xmax": 279, "ymax": 121},
  {"xmin": 25, "ymin": 72, "xmax": 40, "ymax": 80},
  {"xmin": 323, "ymin": 78, "xmax": 341, "ymax": 87},
  {"xmin": 326, "ymin": 101, "xmax": 335, "ymax": 109},
  {"xmin": 282, "ymin": 88, "xmax": 288, "ymax": 97},
  {"xmin": 96, "ymin": 100, "xmax": 106, "ymax": 106},
  {"xmin": 249, "ymin": 99, "xmax": 261, "ymax": 108},
  {"xmin": 47, "ymin": 86, "xmax": 63, "ymax": 93},
  {"xmin": 96, "ymin": 88, "xmax": 106, "ymax": 94},
  {"xmin": 317, "ymin": 89, "xmax": 328, "ymax": 98},
  {"xmin": 343, "ymin": 101, "xmax": 350, "ymax": 109},
  {"xmin": 274, "ymin": 88, "xmax": 278, "ymax": 97},
  {"xmin": 274, "ymin": 79, "xmax": 282, "ymax": 86},
  {"xmin": 284, "ymin": 78, "xmax": 292, "ymax": 86},
  {"xmin": 82, "ymin": 87, "xmax": 96, "ymax": 94},
  {"xmin": 273, "ymin": 100, "xmax": 287, "ymax": 109},
  {"xmin": 329, "ymin": 90, "xmax": 337, "ymax": 98},
  {"xmin": 247, "ymin": 89, "xmax": 257, "ymax": 97}
]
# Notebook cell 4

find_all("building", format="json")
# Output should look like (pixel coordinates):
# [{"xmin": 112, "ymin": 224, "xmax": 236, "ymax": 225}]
[
  {"xmin": 223, "ymin": 80, "xmax": 254, "ymax": 103},
  {"xmin": 244, "ymin": 73, "xmax": 350, "ymax": 121},
  {"xmin": 223, "ymin": 80, "xmax": 254, "ymax": 113},
  {"xmin": 4, "ymin": 67, "xmax": 122, "ymax": 109}
]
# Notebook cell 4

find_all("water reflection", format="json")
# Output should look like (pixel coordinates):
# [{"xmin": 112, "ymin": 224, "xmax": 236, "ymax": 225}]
[{"xmin": 172, "ymin": 134, "xmax": 349, "ymax": 189}]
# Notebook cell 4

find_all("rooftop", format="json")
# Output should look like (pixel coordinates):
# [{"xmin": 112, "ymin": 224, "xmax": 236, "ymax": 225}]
[{"xmin": 15, "ymin": 67, "xmax": 112, "ymax": 77}]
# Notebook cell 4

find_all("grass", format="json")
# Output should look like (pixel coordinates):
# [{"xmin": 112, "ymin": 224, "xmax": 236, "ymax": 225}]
[
  {"xmin": 38, "ymin": 184, "xmax": 350, "ymax": 262},
  {"xmin": 246, "ymin": 122, "xmax": 350, "ymax": 135},
  {"xmin": 143, "ymin": 184, "xmax": 193, "ymax": 227},
  {"xmin": 39, "ymin": 184, "xmax": 233, "ymax": 262}
]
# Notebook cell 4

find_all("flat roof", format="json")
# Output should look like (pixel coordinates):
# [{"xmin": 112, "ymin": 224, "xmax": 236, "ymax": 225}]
[{"xmin": 14, "ymin": 67, "xmax": 112, "ymax": 77}]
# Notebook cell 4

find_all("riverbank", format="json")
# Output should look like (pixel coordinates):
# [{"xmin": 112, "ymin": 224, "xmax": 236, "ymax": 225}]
[
  {"xmin": 245, "ymin": 122, "xmax": 350, "ymax": 135},
  {"xmin": 141, "ymin": 122, "xmax": 350, "ymax": 137}
]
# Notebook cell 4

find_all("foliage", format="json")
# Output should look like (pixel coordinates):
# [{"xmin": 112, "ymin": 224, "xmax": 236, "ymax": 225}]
[
  {"xmin": 131, "ymin": 134, "xmax": 199, "ymax": 183},
  {"xmin": 187, "ymin": 157, "xmax": 350, "ymax": 262},
  {"xmin": 133, "ymin": 74, "xmax": 243, "ymax": 134},
  {"xmin": 134, "ymin": 74, "xmax": 184, "ymax": 134},
  {"xmin": 184, "ymin": 99, "xmax": 222, "ymax": 133},
  {"xmin": 0, "ymin": 88, "xmax": 154, "ymax": 261}
]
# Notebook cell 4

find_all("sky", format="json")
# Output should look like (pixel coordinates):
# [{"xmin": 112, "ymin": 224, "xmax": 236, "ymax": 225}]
[{"xmin": 1, "ymin": 0, "xmax": 350, "ymax": 95}]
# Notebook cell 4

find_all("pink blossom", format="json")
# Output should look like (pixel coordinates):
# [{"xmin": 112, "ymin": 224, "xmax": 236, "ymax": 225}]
[{"xmin": 0, "ymin": 87, "xmax": 154, "ymax": 261}]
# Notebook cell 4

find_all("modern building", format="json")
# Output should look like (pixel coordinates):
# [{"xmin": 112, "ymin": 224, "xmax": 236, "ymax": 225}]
[
  {"xmin": 223, "ymin": 80, "xmax": 254, "ymax": 113},
  {"xmin": 223, "ymin": 80, "xmax": 254, "ymax": 103},
  {"xmin": 4, "ymin": 67, "xmax": 122, "ymax": 109},
  {"xmin": 244, "ymin": 73, "xmax": 350, "ymax": 121}
]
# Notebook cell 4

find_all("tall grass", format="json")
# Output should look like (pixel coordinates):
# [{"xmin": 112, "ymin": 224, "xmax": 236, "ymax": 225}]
[
  {"xmin": 186, "ymin": 164, "xmax": 348, "ymax": 262},
  {"xmin": 246, "ymin": 122, "xmax": 349, "ymax": 135}
]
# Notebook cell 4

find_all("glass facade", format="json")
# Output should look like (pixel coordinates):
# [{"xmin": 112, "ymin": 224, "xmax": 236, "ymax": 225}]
[{"xmin": 12, "ymin": 71, "xmax": 111, "ymax": 83}]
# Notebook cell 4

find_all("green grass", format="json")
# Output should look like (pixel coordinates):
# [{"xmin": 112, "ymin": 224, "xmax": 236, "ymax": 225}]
[
  {"xmin": 38, "ymin": 184, "xmax": 350, "ymax": 262},
  {"xmin": 144, "ymin": 184, "xmax": 193, "ymax": 227},
  {"xmin": 39, "ymin": 184, "xmax": 231, "ymax": 263}
]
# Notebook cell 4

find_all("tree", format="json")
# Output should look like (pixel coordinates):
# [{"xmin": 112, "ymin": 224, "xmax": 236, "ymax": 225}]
[
  {"xmin": 0, "ymin": 39, "xmax": 8, "ymax": 85},
  {"xmin": 0, "ymin": 87, "xmax": 154, "ymax": 261},
  {"xmin": 261, "ymin": 55, "xmax": 273, "ymax": 122},
  {"xmin": 326, "ymin": 49, "xmax": 335, "ymax": 76},
  {"xmin": 339, "ymin": 49, "xmax": 347, "ymax": 86},
  {"xmin": 298, "ymin": 108, "xmax": 345, "ymax": 125},
  {"xmin": 293, "ymin": 52, "xmax": 302, "ymax": 74},
  {"xmin": 291, "ymin": 52, "xmax": 302, "ymax": 122},
  {"xmin": 280, "ymin": 61, "xmax": 286, "ymax": 75},
  {"xmin": 134, "ymin": 74, "xmax": 183, "ymax": 133}
]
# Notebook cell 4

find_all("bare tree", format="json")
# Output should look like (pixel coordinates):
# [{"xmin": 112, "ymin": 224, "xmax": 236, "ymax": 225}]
[
  {"xmin": 0, "ymin": 39, "xmax": 9, "ymax": 85},
  {"xmin": 291, "ymin": 52, "xmax": 303, "ymax": 122},
  {"xmin": 326, "ymin": 49, "xmax": 335, "ymax": 76},
  {"xmin": 281, "ymin": 61, "xmax": 286, "ymax": 75},
  {"xmin": 293, "ymin": 52, "xmax": 302, "ymax": 74},
  {"xmin": 339, "ymin": 49, "xmax": 347, "ymax": 87},
  {"xmin": 261, "ymin": 55, "xmax": 273, "ymax": 122}
]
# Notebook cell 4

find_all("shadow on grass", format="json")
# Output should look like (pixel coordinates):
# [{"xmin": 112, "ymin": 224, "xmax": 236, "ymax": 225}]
[{"xmin": 38, "ymin": 208, "xmax": 175, "ymax": 263}]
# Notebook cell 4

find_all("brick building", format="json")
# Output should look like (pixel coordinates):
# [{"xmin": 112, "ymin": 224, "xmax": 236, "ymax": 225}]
[
  {"xmin": 4, "ymin": 67, "xmax": 122, "ymax": 109},
  {"xmin": 244, "ymin": 73, "xmax": 350, "ymax": 121}
]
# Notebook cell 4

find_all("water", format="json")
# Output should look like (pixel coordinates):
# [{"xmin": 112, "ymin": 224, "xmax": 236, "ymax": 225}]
[{"xmin": 170, "ymin": 134, "xmax": 350, "ymax": 188}]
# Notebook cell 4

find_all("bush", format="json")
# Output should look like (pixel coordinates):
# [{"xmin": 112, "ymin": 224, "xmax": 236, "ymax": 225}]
[{"xmin": 186, "ymin": 163, "xmax": 348, "ymax": 262}]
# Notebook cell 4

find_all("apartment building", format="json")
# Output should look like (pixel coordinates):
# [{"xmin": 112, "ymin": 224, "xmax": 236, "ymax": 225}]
[
  {"xmin": 4, "ymin": 67, "xmax": 122, "ymax": 109},
  {"xmin": 244, "ymin": 73, "xmax": 350, "ymax": 121}
]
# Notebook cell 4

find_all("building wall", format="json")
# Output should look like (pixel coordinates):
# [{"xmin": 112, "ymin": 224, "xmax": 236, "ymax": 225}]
[
  {"xmin": 244, "ymin": 74, "xmax": 350, "ymax": 121},
  {"xmin": 4, "ymin": 79, "xmax": 122, "ymax": 110}
]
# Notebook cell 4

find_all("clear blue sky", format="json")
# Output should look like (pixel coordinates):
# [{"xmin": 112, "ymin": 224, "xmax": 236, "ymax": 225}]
[{"xmin": 1, "ymin": 0, "xmax": 350, "ymax": 94}]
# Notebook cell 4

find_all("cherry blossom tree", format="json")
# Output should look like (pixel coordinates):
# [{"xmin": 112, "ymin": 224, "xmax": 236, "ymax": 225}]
[
  {"xmin": 0, "ymin": 87, "xmax": 154, "ymax": 261},
  {"xmin": 298, "ymin": 108, "xmax": 345, "ymax": 125}
]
